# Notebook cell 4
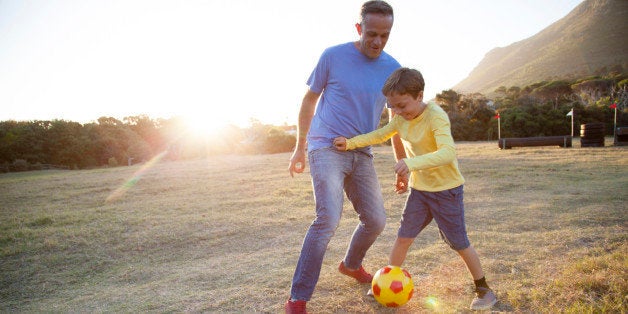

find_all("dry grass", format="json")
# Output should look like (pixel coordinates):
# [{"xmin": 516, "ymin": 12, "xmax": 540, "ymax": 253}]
[{"xmin": 1, "ymin": 138, "xmax": 626, "ymax": 313}]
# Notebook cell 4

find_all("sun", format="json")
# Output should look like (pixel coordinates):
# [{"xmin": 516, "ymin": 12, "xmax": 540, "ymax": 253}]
[{"xmin": 182, "ymin": 114, "xmax": 229, "ymax": 138}]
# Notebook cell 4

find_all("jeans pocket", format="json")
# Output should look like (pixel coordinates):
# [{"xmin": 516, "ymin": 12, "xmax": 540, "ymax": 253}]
[{"xmin": 308, "ymin": 147, "xmax": 333, "ymax": 165}]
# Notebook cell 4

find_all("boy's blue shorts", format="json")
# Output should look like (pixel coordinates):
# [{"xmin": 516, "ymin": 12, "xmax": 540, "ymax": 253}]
[{"xmin": 398, "ymin": 185, "xmax": 470, "ymax": 251}]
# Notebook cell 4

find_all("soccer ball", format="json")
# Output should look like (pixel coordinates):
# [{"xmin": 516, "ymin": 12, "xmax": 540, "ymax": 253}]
[{"xmin": 371, "ymin": 265, "xmax": 414, "ymax": 307}]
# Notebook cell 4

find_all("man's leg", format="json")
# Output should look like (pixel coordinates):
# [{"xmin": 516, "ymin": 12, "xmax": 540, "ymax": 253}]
[
  {"xmin": 342, "ymin": 151, "xmax": 386, "ymax": 270},
  {"xmin": 289, "ymin": 148, "xmax": 349, "ymax": 301}
]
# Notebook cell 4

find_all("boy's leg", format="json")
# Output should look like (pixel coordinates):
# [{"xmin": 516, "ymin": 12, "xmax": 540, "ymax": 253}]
[
  {"xmin": 457, "ymin": 245, "xmax": 484, "ymax": 280},
  {"xmin": 366, "ymin": 189, "xmax": 432, "ymax": 296},
  {"xmin": 427, "ymin": 185, "xmax": 497, "ymax": 309},
  {"xmin": 389, "ymin": 237, "xmax": 414, "ymax": 266},
  {"xmin": 391, "ymin": 189, "xmax": 433, "ymax": 266},
  {"xmin": 458, "ymin": 244, "xmax": 497, "ymax": 311},
  {"xmin": 461, "ymin": 245, "xmax": 497, "ymax": 311},
  {"xmin": 426, "ymin": 186, "xmax": 487, "ymax": 282}
]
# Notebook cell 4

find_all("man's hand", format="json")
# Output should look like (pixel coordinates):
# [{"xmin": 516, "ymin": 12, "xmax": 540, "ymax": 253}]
[
  {"xmin": 333, "ymin": 137, "xmax": 348, "ymax": 151},
  {"xmin": 289, "ymin": 148, "xmax": 306, "ymax": 177},
  {"xmin": 395, "ymin": 173, "xmax": 408, "ymax": 194}
]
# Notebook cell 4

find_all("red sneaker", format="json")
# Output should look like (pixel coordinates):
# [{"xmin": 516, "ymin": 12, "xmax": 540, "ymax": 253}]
[
  {"xmin": 285, "ymin": 299, "xmax": 307, "ymax": 314},
  {"xmin": 338, "ymin": 261, "xmax": 373, "ymax": 283}
]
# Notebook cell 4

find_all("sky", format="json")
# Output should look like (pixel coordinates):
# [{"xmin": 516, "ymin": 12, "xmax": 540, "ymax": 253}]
[{"xmin": 0, "ymin": 0, "xmax": 584, "ymax": 130}]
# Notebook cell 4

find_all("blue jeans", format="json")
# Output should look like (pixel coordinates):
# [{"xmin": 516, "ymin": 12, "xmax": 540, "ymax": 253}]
[{"xmin": 290, "ymin": 147, "xmax": 386, "ymax": 301}]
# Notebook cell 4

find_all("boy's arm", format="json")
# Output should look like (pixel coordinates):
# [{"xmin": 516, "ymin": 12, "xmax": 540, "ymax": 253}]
[
  {"xmin": 345, "ymin": 117, "xmax": 397, "ymax": 150},
  {"xmin": 403, "ymin": 115, "xmax": 456, "ymax": 170}
]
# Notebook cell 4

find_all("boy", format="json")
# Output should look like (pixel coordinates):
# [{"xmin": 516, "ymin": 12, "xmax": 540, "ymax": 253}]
[{"xmin": 333, "ymin": 67, "xmax": 497, "ymax": 311}]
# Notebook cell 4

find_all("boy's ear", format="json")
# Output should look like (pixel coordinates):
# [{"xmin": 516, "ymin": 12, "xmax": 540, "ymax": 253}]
[
  {"xmin": 416, "ymin": 91, "xmax": 424, "ymax": 101},
  {"xmin": 355, "ymin": 23, "xmax": 362, "ymax": 35}
]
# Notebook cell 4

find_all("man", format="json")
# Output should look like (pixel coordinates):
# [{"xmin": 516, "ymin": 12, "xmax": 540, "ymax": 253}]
[{"xmin": 285, "ymin": 1, "xmax": 405, "ymax": 313}]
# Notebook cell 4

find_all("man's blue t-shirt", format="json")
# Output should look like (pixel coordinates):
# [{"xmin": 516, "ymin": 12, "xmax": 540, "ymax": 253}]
[{"xmin": 306, "ymin": 42, "xmax": 401, "ymax": 152}]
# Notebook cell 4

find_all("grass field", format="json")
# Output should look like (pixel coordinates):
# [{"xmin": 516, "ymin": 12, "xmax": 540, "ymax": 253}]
[{"xmin": 1, "ymin": 139, "xmax": 626, "ymax": 313}]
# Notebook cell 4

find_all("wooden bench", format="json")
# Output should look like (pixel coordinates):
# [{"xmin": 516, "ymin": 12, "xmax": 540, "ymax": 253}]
[
  {"xmin": 615, "ymin": 127, "xmax": 628, "ymax": 146},
  {"xmin": 498, "ymin": 136, "xmax": 572, "ymax": 149}
]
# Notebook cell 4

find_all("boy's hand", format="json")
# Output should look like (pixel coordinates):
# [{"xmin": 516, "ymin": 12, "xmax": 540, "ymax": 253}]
[
  {"xmin": 394, "ymin": 159, "xmax": 409, "ymax": 179},
  {"xmin": 395, "ymin": 173, "xmax": 408, "ymax": 194},
  {"xmin": 333, "ymin": 137, "xmax": 348, "ymax": 151}
]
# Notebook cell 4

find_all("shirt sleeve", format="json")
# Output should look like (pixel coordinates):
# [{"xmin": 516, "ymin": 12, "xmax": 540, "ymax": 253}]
[
  {"xmin": 346, "ymin": 118, "xmax": 398, "ymax": 150},
  {"xmin": 306, "ymin": 49, "xmax": 330, "ymax": 94},
  {"xmin": 403, "ymin": 114, "xmax": 456, "ymax": 170}
]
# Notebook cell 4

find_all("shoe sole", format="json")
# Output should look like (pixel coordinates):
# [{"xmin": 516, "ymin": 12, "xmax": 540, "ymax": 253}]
[{"xmin": 470, "ymin": 298, "xmax": 497, "ymax": 310}]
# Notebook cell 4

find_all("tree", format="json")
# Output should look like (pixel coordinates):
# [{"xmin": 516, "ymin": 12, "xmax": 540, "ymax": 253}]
[
  {"xmin": 531, "ymin": 80, "xmax": 573, "ymax": 110},
  {"xmin": 46, "ymin": 120, "xmax": 90, "ymax": 168},
  {"xmin": 124, "ymin": 115, "xmax": 166, "ymax": 155},
  {"xmin": 507, "ymin": 86, "xmax": 521, "ymax": 97},
  {"xmin": 571, "ymin": 78, "xmax": 613, "ymax": 105},
  {"xmin": 435, "ymin": 89, "xmax": 462, "ymax": 117},
  {"xmin": 0, "ymin": 121, "xmax": 21, "ymax": 164},
  {"xmin": 263, "ymin": 127, "xmax": 296, "ymax": 154},
  {"xmin": 435, "ymin": 91, "xmax": 495, "ymax": 141},
  {"xmin": 494, "ymin": 86, "xmax": 507, "ymax": 95},
  {"xmin": 91, "ymin": 117, "xmax": 149, "ymax": 166}
]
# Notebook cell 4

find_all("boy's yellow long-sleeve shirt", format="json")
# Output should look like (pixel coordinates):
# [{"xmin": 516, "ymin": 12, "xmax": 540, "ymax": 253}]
[{"xmin": 346, "ymin": 102, "xmax": 464, "ymax": 192}]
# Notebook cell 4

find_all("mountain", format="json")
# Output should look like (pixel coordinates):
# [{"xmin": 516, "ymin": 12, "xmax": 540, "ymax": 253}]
[{"xmin": 453, "ymin": 0, "xmax": 628, "ymax": 95}]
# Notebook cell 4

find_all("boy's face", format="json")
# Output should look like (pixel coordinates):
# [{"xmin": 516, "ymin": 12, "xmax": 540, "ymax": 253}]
[{"xmin": 387, "ymin": 91, "xmax": 424, "ymax": 121}]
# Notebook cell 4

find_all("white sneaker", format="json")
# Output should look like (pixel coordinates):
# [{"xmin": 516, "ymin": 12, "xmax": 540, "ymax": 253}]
[{"xmin": 470, "ymin": 287, "xmax": 497, "ymax": 310}]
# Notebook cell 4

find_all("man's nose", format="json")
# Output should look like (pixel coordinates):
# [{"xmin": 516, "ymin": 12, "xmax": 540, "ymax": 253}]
[{"xmin": 373, "ymin": 36, "xmax": 382, "ymax": 46}]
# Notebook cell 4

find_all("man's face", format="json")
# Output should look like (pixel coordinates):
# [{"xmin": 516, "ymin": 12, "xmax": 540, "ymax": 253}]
[{"xmin": 356, "ymin": 13, "xmax": 393, "ymax": 59}]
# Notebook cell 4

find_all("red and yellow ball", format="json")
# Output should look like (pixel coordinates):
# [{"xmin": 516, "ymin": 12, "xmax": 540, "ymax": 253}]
[{"xmin": 371, "ymin": 265, "xmax": 414, "ymax": 307}]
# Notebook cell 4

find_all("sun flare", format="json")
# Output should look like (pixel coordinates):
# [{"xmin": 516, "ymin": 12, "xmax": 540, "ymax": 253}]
[{"xmin": 182, "ymin": 114, "xmax": 228, "ymax": 138}]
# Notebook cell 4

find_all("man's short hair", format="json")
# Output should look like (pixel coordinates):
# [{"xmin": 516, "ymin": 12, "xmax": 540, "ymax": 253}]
[
  {"xmin": 382, "ymin": 67, "xmax": 425, "ymax": 99},
  {"xmin": 360, "ymin": 0, "xmax": 394, "ymax": 23}
]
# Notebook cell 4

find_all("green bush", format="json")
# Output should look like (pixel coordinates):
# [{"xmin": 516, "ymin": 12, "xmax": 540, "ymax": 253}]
[
  {"xmin": 107, "ymin": 157, "xmax": 118, "ymax": 167},
  {"xmin": 12, "ymin": 159, "xmax": 29, "ymax": 172}
]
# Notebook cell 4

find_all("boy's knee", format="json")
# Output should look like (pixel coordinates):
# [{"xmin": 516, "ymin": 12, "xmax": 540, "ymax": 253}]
[
  {"xmin": 439, "ymin": 230, "xmax": 470, "ymax": 251},
  {"xmin": 446, "ymin": 239, "xmax": 470, "ymax": 251},
  {"xmin": 397, "ymin": 237, "xmax": 414, "ymax": 244}
]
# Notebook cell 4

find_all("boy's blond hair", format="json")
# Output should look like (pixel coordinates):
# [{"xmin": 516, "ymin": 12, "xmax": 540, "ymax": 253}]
[{"xmin": 381, "ymin": 67, "xmax": 425, "ymax": 99}]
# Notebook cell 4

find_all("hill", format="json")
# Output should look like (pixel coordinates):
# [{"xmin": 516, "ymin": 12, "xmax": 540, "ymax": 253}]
[{"xmin": 453, "ymin": 0, "xmax": 628, "ymax": 95}]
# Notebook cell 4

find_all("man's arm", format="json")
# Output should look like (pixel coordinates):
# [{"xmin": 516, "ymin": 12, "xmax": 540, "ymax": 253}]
[
  {"xmin": 389, "ymin": 109, "xmax": 408, "ymax": 193},
  {"xmin": 289, "ymin": 89, "xmax": 320, "ymax": 177}
]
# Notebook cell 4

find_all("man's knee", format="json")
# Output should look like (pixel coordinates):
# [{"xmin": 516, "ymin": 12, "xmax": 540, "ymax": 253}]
[
  {"xmin": 312, "ymin": 210, "xmax": 342, "ymax": 234},
  {"xmin": 367, "ymin": 212, "xmax": 386, "ymax": 234}
]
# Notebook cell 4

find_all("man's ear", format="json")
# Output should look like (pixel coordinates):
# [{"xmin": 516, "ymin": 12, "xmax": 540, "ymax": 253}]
[{"xmin": 355, "ymin": 23, "xmax": 362, "ymax": 35}]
